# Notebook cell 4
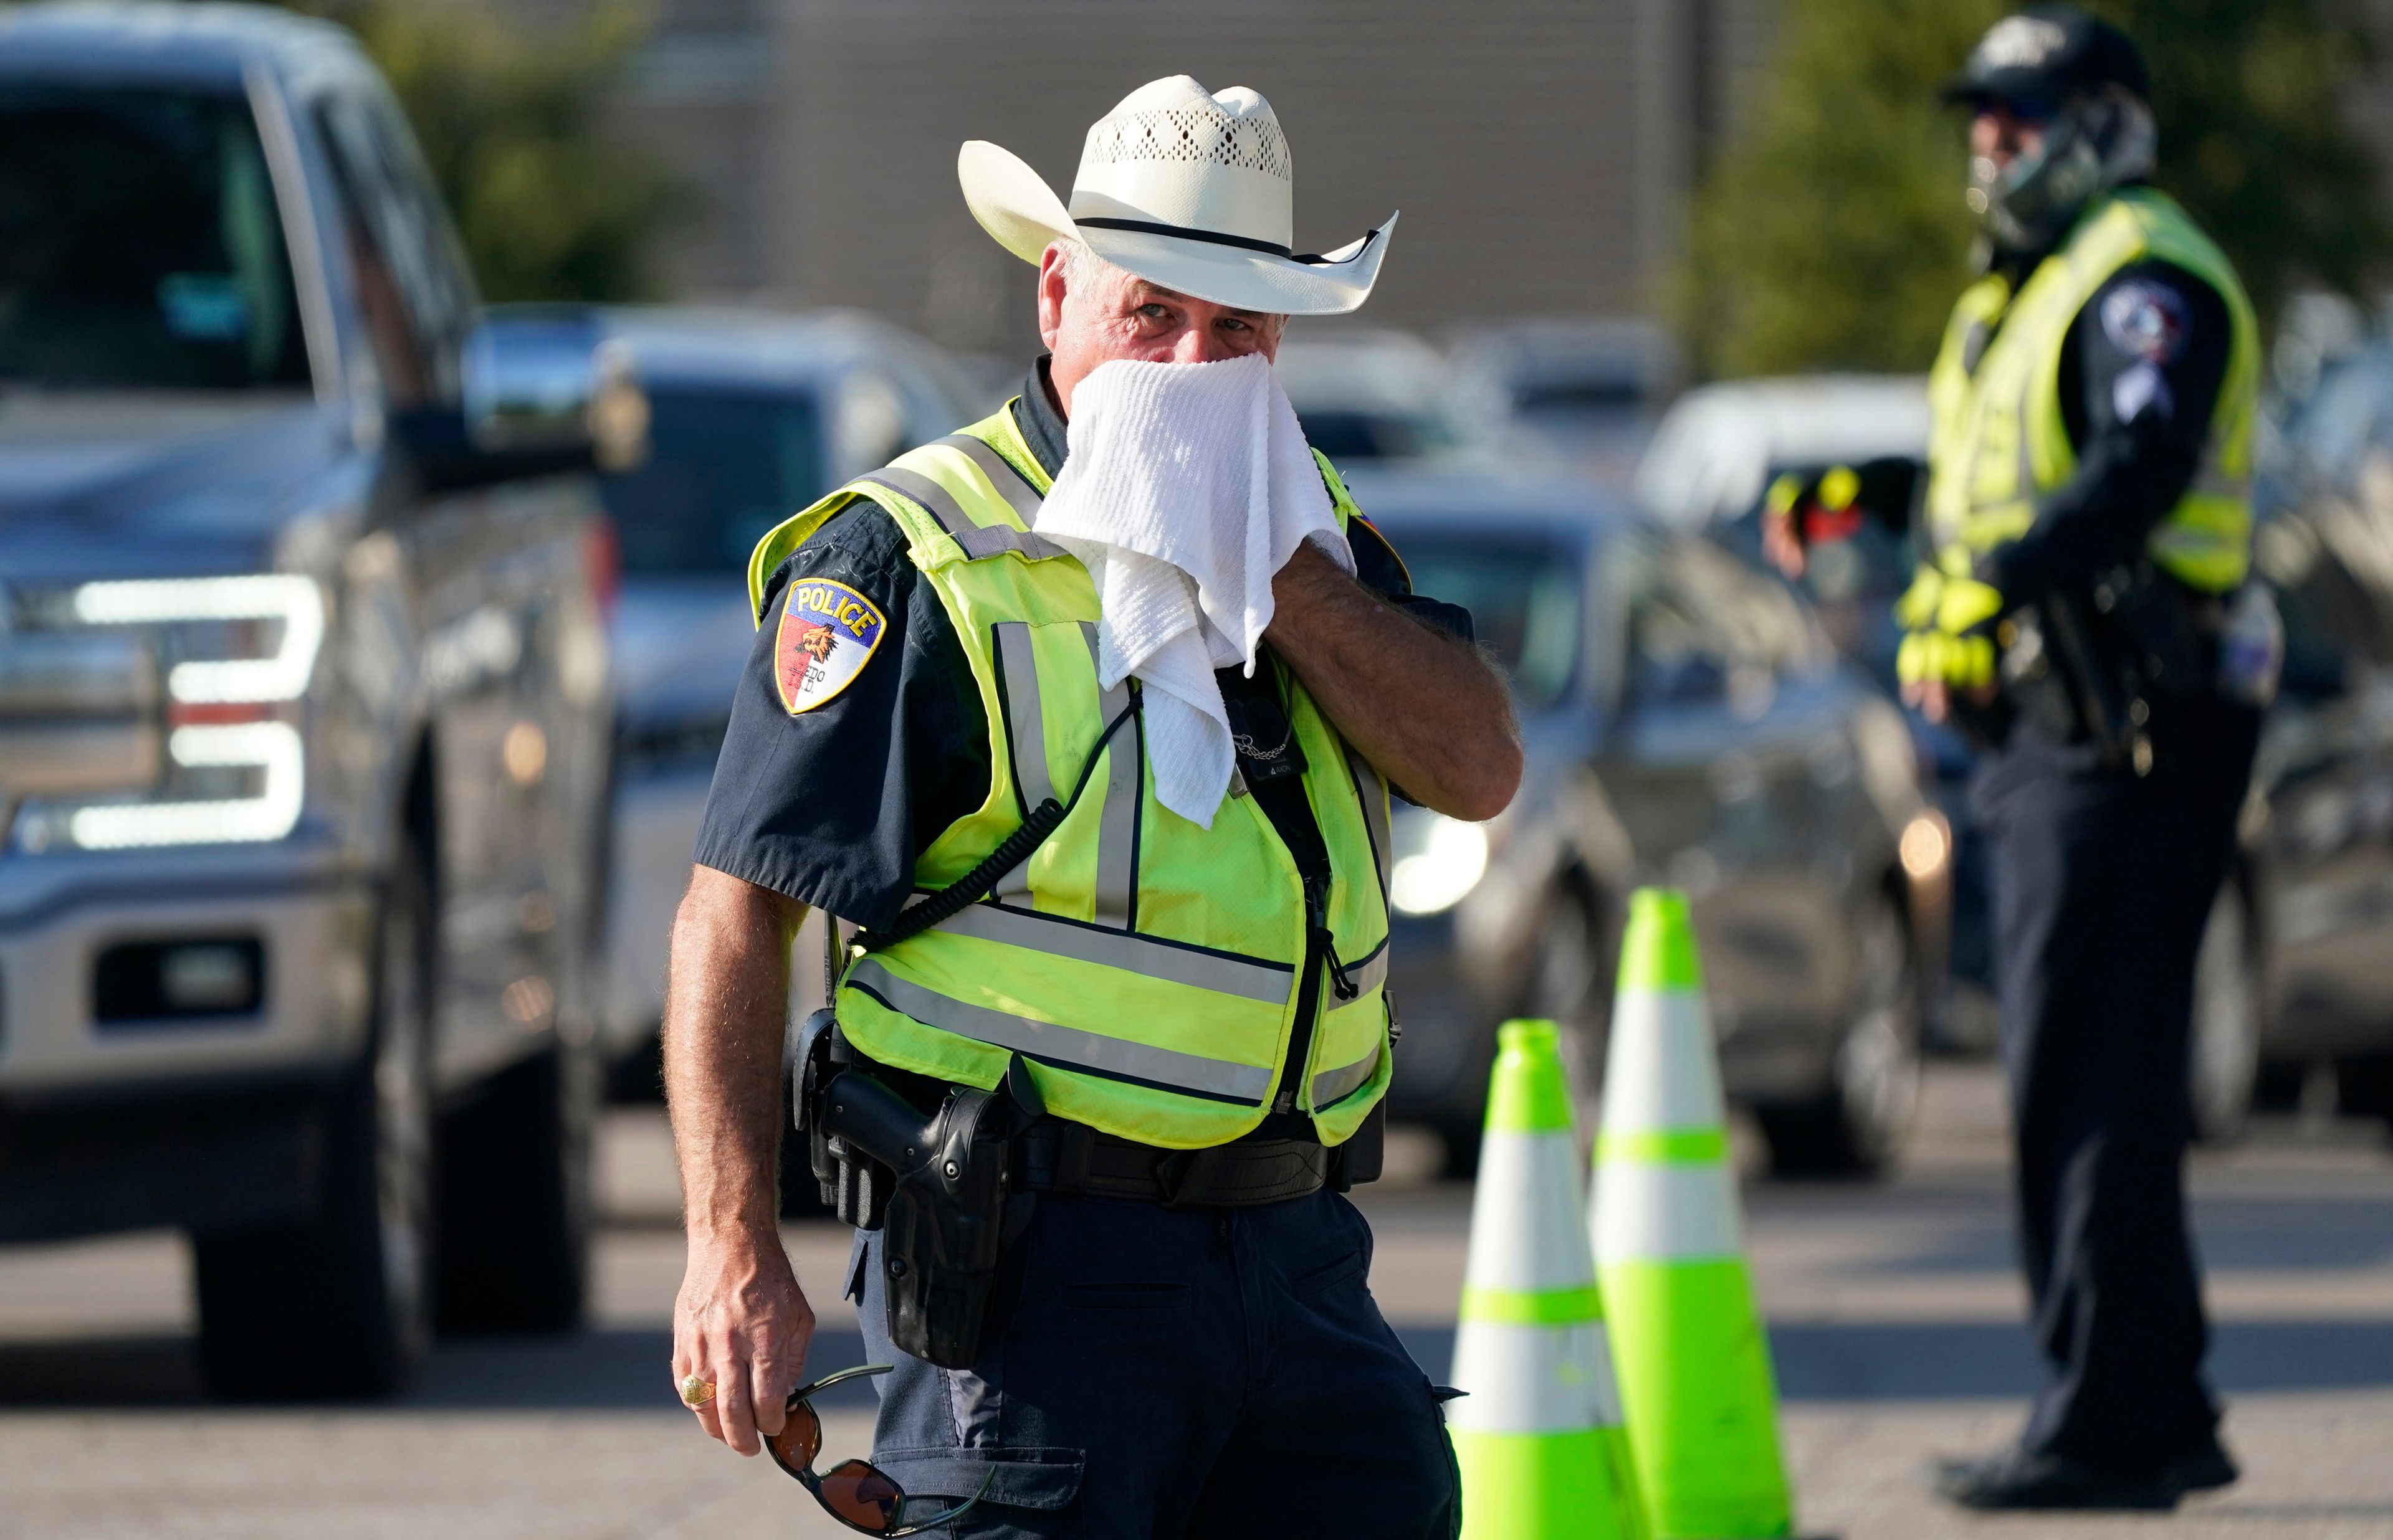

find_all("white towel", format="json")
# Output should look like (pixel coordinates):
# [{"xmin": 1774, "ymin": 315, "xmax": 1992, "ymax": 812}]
[{"xmin": 1034, "ymin": 354, "xmax": 1354, "ymax": 828}]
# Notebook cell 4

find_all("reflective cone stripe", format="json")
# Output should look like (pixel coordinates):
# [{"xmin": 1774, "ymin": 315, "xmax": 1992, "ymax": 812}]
[
  {"xmin": 1594, "ymin": 891, "xmax": 1793, "ymax": 1540},
  {"xmin": 1450, "ymin": 1019, "xmax": 1647, "ymax": 1540}
]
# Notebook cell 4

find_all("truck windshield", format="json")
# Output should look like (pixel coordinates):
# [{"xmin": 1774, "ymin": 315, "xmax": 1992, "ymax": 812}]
[
  {"xmin": 0, "ymin": 83, "xmax": 310, "ymax": 390},
  {"xmin": 601, "ymin": 384, "xmax": 826, "ymax": 574}
]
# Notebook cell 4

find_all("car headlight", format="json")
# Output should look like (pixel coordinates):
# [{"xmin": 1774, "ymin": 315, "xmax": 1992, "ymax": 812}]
[
  {"xmin": 1389, "ymin": 811, "xmax": 1490, "ymax": 916},
  {"xmin": 10, "ymin": 574, "xmax": 323, "ymax": 852}
]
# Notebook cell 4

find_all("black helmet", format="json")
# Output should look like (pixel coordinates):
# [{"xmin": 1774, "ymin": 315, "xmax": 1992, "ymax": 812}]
[
  {"xmin": 1947, "ymin": 7, "xmax": 2156, "ymax": 253},
  {"xmin": 1943, "ymin": 6, "xmax": 2149, "ymax": 116}
]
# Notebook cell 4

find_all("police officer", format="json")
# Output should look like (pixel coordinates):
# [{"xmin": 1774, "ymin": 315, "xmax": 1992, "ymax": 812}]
[
  {"xmin": 1773, "ymin": 6, "xmax": 2263, "ymax": 1511},
  {"xmin": 662, "ymin": 76, "xmax": 1518, "ymax": 1537}
]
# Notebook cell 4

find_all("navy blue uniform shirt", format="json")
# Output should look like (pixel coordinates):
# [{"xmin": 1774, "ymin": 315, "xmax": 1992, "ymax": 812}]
[{"xmin": 694, "ymin": 359, "xmax": 1472, "ymax": 929}]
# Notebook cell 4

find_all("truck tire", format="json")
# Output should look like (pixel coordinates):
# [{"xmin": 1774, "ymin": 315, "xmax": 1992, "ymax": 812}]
[
  {"xmin": 1757, "ymin": 891, "xmax": 1922, "ymax": 1179},
  {"xmin": 194, "ymin": 852, "xmax": 437, "ymax": 1399},
  {"xmin": 436, "ymin": 1038, "xmax": 596, "ymax": 1332},
  {"xmin": 2188, "ymin": 883, "xmax": 2261, "ymax": 1145}
]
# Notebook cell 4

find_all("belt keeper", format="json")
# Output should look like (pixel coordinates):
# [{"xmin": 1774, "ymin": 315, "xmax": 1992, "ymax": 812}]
[
  {"xmin": 1154, "ymin": 1150, "xmax": 1197, "ymax": 1208},
  {"xmin": 1055, "ymin": 1121, "xmax": 1094, "ymax": 1192}
]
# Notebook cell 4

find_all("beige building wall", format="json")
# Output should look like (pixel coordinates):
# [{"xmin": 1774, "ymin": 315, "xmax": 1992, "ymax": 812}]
[{"xmin": 611, "ymin": 0, "xmax": 1774, "ymax": 356}]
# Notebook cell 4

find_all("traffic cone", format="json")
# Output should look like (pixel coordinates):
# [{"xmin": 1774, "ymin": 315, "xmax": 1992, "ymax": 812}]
[
  {"xmin": 1592, "ymin": 889, "xmax": 1794, "ymax": 1539},
  {"xmin": 1449, "ymin": 1019, "xmax": 1647, "ymax": 1540}
]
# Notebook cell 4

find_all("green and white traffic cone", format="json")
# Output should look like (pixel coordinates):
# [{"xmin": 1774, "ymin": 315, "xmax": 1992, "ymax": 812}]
[
  {"xmin": 1592, "ymin": 890, "xmax": 1794, "ymax": 1539},
  {"xmin": 1450, "ymin": 1019, "xmax": 1648, "ymax": 1540}
]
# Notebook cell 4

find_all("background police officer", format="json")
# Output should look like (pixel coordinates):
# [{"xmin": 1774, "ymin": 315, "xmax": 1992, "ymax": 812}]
[
  {"xmin": 1773, "ymin": 5, "xmax": 2262, "ymax": 1512},
  {"xmin": 661, "ymin": 77, "xmax": 1518, "ymax": 1538}
]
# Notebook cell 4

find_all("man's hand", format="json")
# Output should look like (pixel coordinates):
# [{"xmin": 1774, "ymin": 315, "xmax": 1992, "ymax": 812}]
[
  {"xmin": 674, "ymin": 1229, "xmax": 815, "ymax": 1455},
  {"xmin": 664, "ymin": 865, "xmax": 816, "ymax": 1454},
  {"xmin": 1266, "ymin": 541, "xmax": 1521, "ymax": 822}
]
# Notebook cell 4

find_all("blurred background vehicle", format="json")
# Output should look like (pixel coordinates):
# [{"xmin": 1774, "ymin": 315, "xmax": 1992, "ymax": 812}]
[
  {"xmin": 1347, "ymin": 470, "xmax": 1949, "ymax": 1179},
  {"xmin": 0, "ymin": 5, "xmax": 621, "ymax": 1398},
  {"xmin": 1446, "ymin": 318, "xmax": 1680, "ymax": 488},
  {"xmin": 1629, "ymin": 376, "xmax": 2001, "ymax": 1050},
  {"xmin": 563, "ymin": 306, "xmax": 984, "ymax": 1091},
  {"xmin": 2242, "ymin": 340, "xmax": 2393, "ymax": 1139},
  {"xmin": 1271, "ymin": 326, "xmax": 1483, "ymax": 466}
]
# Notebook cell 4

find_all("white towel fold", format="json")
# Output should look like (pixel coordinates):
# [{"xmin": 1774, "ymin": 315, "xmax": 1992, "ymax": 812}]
[{"xmin": 1034, "ymin": 353, "xmax": 1353, "ymax": 828}]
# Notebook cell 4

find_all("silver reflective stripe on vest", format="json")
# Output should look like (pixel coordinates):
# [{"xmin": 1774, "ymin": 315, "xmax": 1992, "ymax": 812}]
[
  {"xmin": 1311, "ymin": 1045, "xmax": 1380, "ymax": 1108},
  {"xmin": 993, "ymin": 622, "xmax": 1053, "ymax": 811},
  {"xmin": 1337, "ymin": 935, "xmax": 1388, "ymax": 999},
  {"xmin": 1346, "ymin": 748, "xmax": 1391, "ymax": 903},
  {"xmin": 935, "ymin": 433, "xmax": 1045, "ymax": 525},
  {"xmin": 992, "ymin": 622, "xmax": 1046, "ymax": 898},
  {"xmin": 1084, "ymin": 622, "xmax": 1139, "ymax": 926},
  {"xmin": 848, "ymin": 958, "xmax": 1274, "ymax": 1101},
  {"xmin": 938, "ymin": 901, "xmax": 1292, "ymax": 1001},
  {"xmin": 857, "ymin": 467, "xmax": 1066, "ymax": 563}
]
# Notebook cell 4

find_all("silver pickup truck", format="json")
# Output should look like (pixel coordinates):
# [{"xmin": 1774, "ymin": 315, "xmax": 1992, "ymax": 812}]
[{"xmin": 0, "ymin": 2, "xmax": 621, "ymax": 1398}]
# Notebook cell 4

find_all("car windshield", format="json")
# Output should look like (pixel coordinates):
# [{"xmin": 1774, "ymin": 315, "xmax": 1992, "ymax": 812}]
[
  {"xmin": 1380, "ymin": 531, "xmax": 1582, "ymax": 708},
  {"xmin": 0, "ymin": 83, "xmax": 310, "ymax": 389},
  {"xmin": 1294, "ymin": 407, "xmax": 1459, "ymax": 462},
  {"xmin": 601, "ymin": 383, "xmax": 826, "ymax": 574}
]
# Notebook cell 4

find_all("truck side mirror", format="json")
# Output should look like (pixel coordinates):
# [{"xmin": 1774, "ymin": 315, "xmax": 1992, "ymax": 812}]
[
  {"xmin": 462, "ymin": 311, "xmax": 647, "ymax": 470},
  {"xmin": 393, "ymin": 311, "xmax": 649, "ymax": 494}
]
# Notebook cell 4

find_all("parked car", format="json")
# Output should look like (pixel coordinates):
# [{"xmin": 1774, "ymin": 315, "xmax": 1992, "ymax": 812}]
[
  {"xmin": 1347, "ymin": 470, "xmax": 1951, "ymax": 1177},
  {"xmin": 1447, "ymin": 318, "xmax": 1679, "ymax": 488},
  {"xmin": 561, "ymin": 307, "xmax": 985, "ymax": 1090},
  {"xmin": 1629, "ymin": 376, "xmax": 2001, "ymax": 1039},
  {"xmin": 2244, "ymin": 342, "xmax": 2393, "ymax": 1137},
  {"xmin": 0, "ymin": 3, "xmax": 619, "ymax": 1397},
  {"xmin": 1273, "ymin": 327, "xmax": 1481, "ymax": 465}
]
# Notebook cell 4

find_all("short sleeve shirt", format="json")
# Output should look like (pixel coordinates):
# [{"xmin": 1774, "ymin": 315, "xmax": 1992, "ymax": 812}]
[{"xmin": 693, "ymin": 359, "xmax": 1473, "ymax": 929}]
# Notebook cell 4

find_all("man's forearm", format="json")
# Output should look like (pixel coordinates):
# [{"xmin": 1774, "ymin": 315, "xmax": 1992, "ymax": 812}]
[
  {"xmin": 1268, "ymin": 543, "xmax": 1522, "ymax": 822},
  {"xmin": 664, "ymin": 865, "xmax": 805, "ymax": 1238}
]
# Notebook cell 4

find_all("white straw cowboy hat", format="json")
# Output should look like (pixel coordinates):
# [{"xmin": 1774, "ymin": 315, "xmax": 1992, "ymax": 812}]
[{"xmin": 959, "ymin": 75, "xmax": 1397, "ymax": 316}]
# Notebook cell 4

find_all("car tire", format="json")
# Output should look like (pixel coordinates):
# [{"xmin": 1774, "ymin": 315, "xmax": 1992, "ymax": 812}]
[
  {"xmin": 1536, "ymin": 883, "xmax": 1613, "ymax": 1153},
  {"xmin": 2189, "ymin": 883, "xmax": 2261, "ymax": 1146},
  {"xmin": 193, "ymin": 848, "xmax": 437, "ymax": 1399},
  {"xmin": 436, "ymin": 1036, "xmax": 597, "ymax": 1333},
  {"xmin": 1757, "ymin": 891, "xmax": 1922, "ymax": 1179}
]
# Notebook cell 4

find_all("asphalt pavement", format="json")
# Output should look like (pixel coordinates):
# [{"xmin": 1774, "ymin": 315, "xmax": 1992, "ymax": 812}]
[{"xmin": 3, "ymin": 1062, "xmax": 2389, "ymax": 1539}]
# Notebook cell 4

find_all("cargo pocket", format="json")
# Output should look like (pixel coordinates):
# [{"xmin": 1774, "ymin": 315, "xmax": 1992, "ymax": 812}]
[
  {"xmin": 1429, "ymin": 1379, "xmax": 1465, "ymax": 1540},
  {"xmin": 870, "ymin": 1444, "xmax": 1085, "ymax": 1516}
]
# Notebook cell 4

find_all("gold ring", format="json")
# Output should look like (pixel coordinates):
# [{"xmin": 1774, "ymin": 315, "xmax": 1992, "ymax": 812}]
[{"xmin": 679, "ymin": 1374, "xmax": 716, "ymax": 1409}]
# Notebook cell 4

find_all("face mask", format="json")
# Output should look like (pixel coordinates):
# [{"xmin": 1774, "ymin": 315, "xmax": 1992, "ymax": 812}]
[{"xmin": 1967, "ymin": 87, "xmax": 2155, "ymax": 253}]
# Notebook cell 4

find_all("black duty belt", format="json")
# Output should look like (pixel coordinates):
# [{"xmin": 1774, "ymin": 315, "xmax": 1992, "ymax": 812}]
[{"xmin": 1013, "ymin": 1119, "xmax": 1328, "ymax": 1208}]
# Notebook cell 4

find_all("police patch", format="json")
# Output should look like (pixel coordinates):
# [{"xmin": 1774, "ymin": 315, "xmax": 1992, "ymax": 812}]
[
  {"xmin": 2101, "ymin": 280, "xmax": 2190, "ymax": 365},
  {"xmin": 775, "ymin": 579, "xmax": 886, "ymax": 715}
]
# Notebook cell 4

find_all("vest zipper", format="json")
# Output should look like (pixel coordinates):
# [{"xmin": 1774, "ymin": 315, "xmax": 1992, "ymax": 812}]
[{"xmin": 1272, "ymin": 877, "xmax": 1352, "ymax": 1116}]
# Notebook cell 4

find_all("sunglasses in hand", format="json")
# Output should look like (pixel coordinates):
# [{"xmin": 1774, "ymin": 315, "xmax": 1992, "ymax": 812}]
[{"xmin": 766, "ymin": 1364, "xmax": 996, "ymax": 1535}]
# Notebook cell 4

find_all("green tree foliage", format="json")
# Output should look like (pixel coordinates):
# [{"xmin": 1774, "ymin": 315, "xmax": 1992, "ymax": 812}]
[
  {"xmin": 1676, "ymin": 0, "xmax": 2392, "ymax": 379},
  {"xmin": 277, "ymin": 0, "xmax": 685, "ymax": 302}
]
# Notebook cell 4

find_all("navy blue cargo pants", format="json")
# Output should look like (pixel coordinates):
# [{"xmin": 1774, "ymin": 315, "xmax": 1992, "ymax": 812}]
[
  {"xmin": 843, "ymin": 1186, "xmax": 1462, "ymax": 1538},
  {"xmin": 1972, "ymin": 695, "xmax": 2260, "ymax": 1473}
]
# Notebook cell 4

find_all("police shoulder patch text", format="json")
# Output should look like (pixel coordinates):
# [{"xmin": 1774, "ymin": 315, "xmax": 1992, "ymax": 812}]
[
  {"xmin": 775, "ymin": 578, "xmax": 887, "ymax": 715},
  {"xmin": 2100, "ymin": 280, "xmax": 2190, "ymax": 364}
]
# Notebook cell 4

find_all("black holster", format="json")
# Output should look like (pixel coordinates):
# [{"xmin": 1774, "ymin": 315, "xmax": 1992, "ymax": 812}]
[
  {"xmin": 1995, "ymin": 563, "xmax": 2218, "ymax": 772},
  {"xmin": 796, "ymin": 1015, "xmax": 1031, "ymax": 1369}
]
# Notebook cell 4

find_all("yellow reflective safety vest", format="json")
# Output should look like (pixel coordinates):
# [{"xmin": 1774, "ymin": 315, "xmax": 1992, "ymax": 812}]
[
  {"xmin": 745, "ymin": 405, "xmax": 1395, "ymax": 1150},
  {"xmin": 1925, "ymin": 186, "xmax": 2260, "ymax": 593}
]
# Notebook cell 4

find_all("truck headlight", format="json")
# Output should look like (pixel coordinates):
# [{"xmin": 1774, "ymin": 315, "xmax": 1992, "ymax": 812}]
[
  {"xmin": 1389, "ymin": 810, "xmax": 1490, "ymax": 917},
  {"xmin": 9, "ymin": 574, "xmax": 323, "ymax": 852}
]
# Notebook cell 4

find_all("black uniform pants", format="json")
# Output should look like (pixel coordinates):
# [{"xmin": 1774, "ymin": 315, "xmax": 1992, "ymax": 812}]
[
  {"xmin": 1969, "ymin": 695, "xmax": 2260, "ymax": 1473},
  {"xmin": 846, "ymin": 1187, "xmax": 1462, "ymax": 1538}
]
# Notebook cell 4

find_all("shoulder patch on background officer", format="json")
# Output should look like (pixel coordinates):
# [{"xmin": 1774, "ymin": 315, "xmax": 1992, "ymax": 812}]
[
  {"xmin": 775, "ymin": 578, "xmax": 887, "ymax": 715},
  {"xmin": 2100, "ymin": 280, "xmax": 2190, "ymax": 364}
]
